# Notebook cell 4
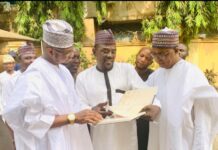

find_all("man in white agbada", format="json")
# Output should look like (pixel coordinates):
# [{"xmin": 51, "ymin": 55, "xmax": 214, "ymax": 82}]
[
  {"xmin": 76, "ymin": 29, "xmax": 161, "ymax": 150},
  {"xmin": 0, "ymin": 55, "xmax": 16, "ymax": 150},
  {"xmin": 0, "ymin": 55, "xmax": 18, "ymax": 112},
  {"xmin": 3, "ymin": 19, "xmax": 103, "ymax": 150},
  {"xmin": 146, "ymin": 27, "xmax": 218, "ymax": 150}
]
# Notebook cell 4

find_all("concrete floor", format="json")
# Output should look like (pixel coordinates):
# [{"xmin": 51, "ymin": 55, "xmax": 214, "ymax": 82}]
[{"xmin": 0, "ymin": 117, "xmax": 14, "ymax": 150}]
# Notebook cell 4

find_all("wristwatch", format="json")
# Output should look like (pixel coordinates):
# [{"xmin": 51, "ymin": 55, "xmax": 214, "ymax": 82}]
[{"xmin": 67, "ymin": 113, "xmax": 76, "ymax": 124}]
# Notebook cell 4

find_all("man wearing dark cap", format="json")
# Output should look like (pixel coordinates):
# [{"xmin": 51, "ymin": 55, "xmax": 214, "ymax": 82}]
[
  {"xmin": 76, "ymin": 29, "xmax": 161, "ymax": 150},
  {"xmin": 0, "ymin": 54, "xmax": 18, "ymax": 150},
  {"xmin": 146, "ymin": 27, "xmax": 218, "ymax": 150},
  {"xmin": 3, "ymin": 19, "xmax": 102, "ymax": 150},
  {"xmin": 0, "ymin": 55, "xmax": 18, "ymax": 118}
]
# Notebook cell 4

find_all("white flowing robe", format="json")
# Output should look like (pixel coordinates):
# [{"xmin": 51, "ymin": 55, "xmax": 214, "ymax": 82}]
[
  {"xmin": 0, "ymin": 71, "xmax": 18, "ymax": 115},
  {"xmin": 3, "ymin": 70, "xmax": 21, "ymax": 107},
  {"xmin": 3, "ymin": 57, "xmax": 93, "ymax": 150},
  {"xmin": 146, "ymin": 59, "xmax": 218, "ymax": 150},
  {"xmin": 76, "ymin": 62, "xmax": 148, "ymax": 150}
]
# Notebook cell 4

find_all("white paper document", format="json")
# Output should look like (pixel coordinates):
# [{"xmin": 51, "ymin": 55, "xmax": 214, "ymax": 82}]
[
  {"xmin": 96, "ymin": 87, "xmax": 157, "ymax": 125},
  {"xmin": 96, "ymin": 112, "xmax": 146, "ymax": 125}
]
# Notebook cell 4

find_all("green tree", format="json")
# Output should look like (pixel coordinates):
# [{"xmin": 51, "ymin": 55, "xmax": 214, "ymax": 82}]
[
  {"xmin": 14, "ymin": 1, "xmax": 85, "ymax": 42},
  {"xmin": 204, "ymin": 69, "xmax": 218, "ymax": 87},
  {"xmin": 142, "ymin": 1, "xmax": 218, "ymax": 44},
  {"xmin": 96, "ymin": 1, "xmax": 107, "ymax": 25}
]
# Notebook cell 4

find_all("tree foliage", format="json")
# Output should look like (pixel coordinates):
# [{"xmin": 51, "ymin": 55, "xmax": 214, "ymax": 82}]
[
  {"xmin": 204, "ymin": 69, "xmax": 218, "ymax": 87},
  {"xmin": 14, "ymin": 1, "xmax": 85, "ymax": 42},
  {"xmin": 142, "ymin": 1, "xmax": 218, "ymax": 44},
  {"xmin": 96, "ymin": 1, "xmax": 107, "ymax": 25}
]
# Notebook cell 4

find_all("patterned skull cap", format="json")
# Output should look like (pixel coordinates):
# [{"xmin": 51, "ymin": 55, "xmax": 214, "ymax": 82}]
[
  {"xmin": 18, "ymin": 45, "xmax": 35, "ymax": 57},
  {"xmin": 94, "ymin": 29, "xmax": 116, "ymax": 46},
  {"xmin": 42, "ymin": 19, "xmax": 73, "ymax": 48},
  {"xmin": 152, "ymin": 27, "xmax": 179, "ymax": 48}
]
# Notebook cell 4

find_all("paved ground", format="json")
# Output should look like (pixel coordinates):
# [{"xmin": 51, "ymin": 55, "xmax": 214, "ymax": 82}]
[{"xmin": 0, "ymin": 117, "xmax": 14, "ymax": 150}]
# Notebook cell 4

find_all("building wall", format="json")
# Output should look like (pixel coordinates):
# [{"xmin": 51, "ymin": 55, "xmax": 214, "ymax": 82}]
[
  {"xmin": 106, "ymin": 1, "xmax": 155, "ymax": 22},
  {"xmin": 187, "ymin": 39, "xmax": 218, "ymax": 86},
  {"xmin": 85, "ymin": 1, "xmax": 155, "ymax": 22}
]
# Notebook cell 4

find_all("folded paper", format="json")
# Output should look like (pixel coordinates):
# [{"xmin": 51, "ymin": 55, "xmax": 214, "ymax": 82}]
[{"xmin": 96, "ymin": 87, "xmax": 157, "ymax": 125}]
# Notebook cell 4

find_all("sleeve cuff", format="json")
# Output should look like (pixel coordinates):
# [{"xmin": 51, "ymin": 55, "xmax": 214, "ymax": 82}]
[
  {"xmin": 40, "ymin": 114, "xmax": 55, "ymax": 126},
  {"xmin": 153, "ymin": 97, "xmax": 161, "ymax": 108},
  {"xmin": 152, "ymin": 97, "xmax": 161, "ymax": 123},
  {"xmin": 27, "ymin": 114, "xmax": 55, "ymax": 139}
]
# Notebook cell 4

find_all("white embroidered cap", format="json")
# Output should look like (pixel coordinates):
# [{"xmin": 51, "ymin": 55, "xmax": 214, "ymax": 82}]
[
  {"xmin": 42, "ymin": 19, "xmax": 73, "ymax": 48},
  {"xmin": 3, "ymin": 54, "xmax": 15, "ymax": 63}
]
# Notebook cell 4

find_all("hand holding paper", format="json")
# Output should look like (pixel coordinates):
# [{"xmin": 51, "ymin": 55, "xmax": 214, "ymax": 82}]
[
  {"xmin": 92, "ymin": 102, "xmax": 113, "ymax": 118},
  {"xmin": 141, "ymin": 104, "xmax": 161, "ymax": 121},
  {"xmin": 96, "ymin": 87, "xmax": 158, "ymax": 125}
]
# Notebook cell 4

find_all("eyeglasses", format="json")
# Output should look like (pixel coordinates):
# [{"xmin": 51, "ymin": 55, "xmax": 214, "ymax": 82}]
[{"xmin": 52, "ymin": 47, "xmax": 74, "ymax": 56}]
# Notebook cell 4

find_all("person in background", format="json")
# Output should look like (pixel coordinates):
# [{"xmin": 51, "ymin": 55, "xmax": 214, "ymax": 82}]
[
  {"xmin": 135, "ymin": 47, "xmax": 154, "ymax": 150},
  {"xmin": 177, "ymin": 43, "xmax": 189, "ymax": 59},
  {"xmin": 135, "ymin": 47, "xmax": 153, "ymax": 81},
  {"xmin": 17, "ymin": 45, "xmax": 36, "ymax": 73},
  {"xmin": 0, "ymin": 54, "xmax": 18, "ymax": 150},
  {"xmin": 0, "ymin": 55, "xmax": 18, "ymax": 110},
  {"xmin": 63, "ymin": 47, "xmax": 80, "ymax": 80},
  {"xmin": 8, "ymin": 50, "xmax": 20, "ymax": 71}
]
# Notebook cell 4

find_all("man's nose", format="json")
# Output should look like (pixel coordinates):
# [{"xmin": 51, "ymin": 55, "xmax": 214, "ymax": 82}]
[
  {"xmin": 106, "ymin": 51, "xmax": 113, "ymax": 58},
  {"xmin": 75, "ymin": 58, "xmax": 80, "ymax": 63},
  {"xmin": 141, "ymin": 57, "xmax": 146, "ymax": 62},
  {"xmin": 30, "ymin": 58, "xmax": 34, "ymax": 63}
]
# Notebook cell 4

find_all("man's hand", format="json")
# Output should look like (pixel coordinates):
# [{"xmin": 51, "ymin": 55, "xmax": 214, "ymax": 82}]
[
  {"xmin": 75, "ymin": 109, "xmax": 103, "ymax": 124},
  {"xmin": 141, "ymin": 105, "xmax": 161, "ymax": 121},
  {"xmin": 92, "ymin": 102, "xmax": 113, "ymax": 118}
]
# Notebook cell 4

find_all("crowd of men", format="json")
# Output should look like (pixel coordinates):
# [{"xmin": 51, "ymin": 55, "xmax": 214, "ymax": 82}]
[{"xmin": 0, "ymin": 19, "xmax": 218, "ymax": 150}]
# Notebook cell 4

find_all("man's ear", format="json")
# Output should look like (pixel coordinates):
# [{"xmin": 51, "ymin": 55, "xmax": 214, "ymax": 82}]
[
  {"xmin": 47, "ymin": 47, "xmax": 54, "ymax": 56},
  {"xmin": 174, "ymin": 47, "xmax": 179, "ymax": 53}
]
